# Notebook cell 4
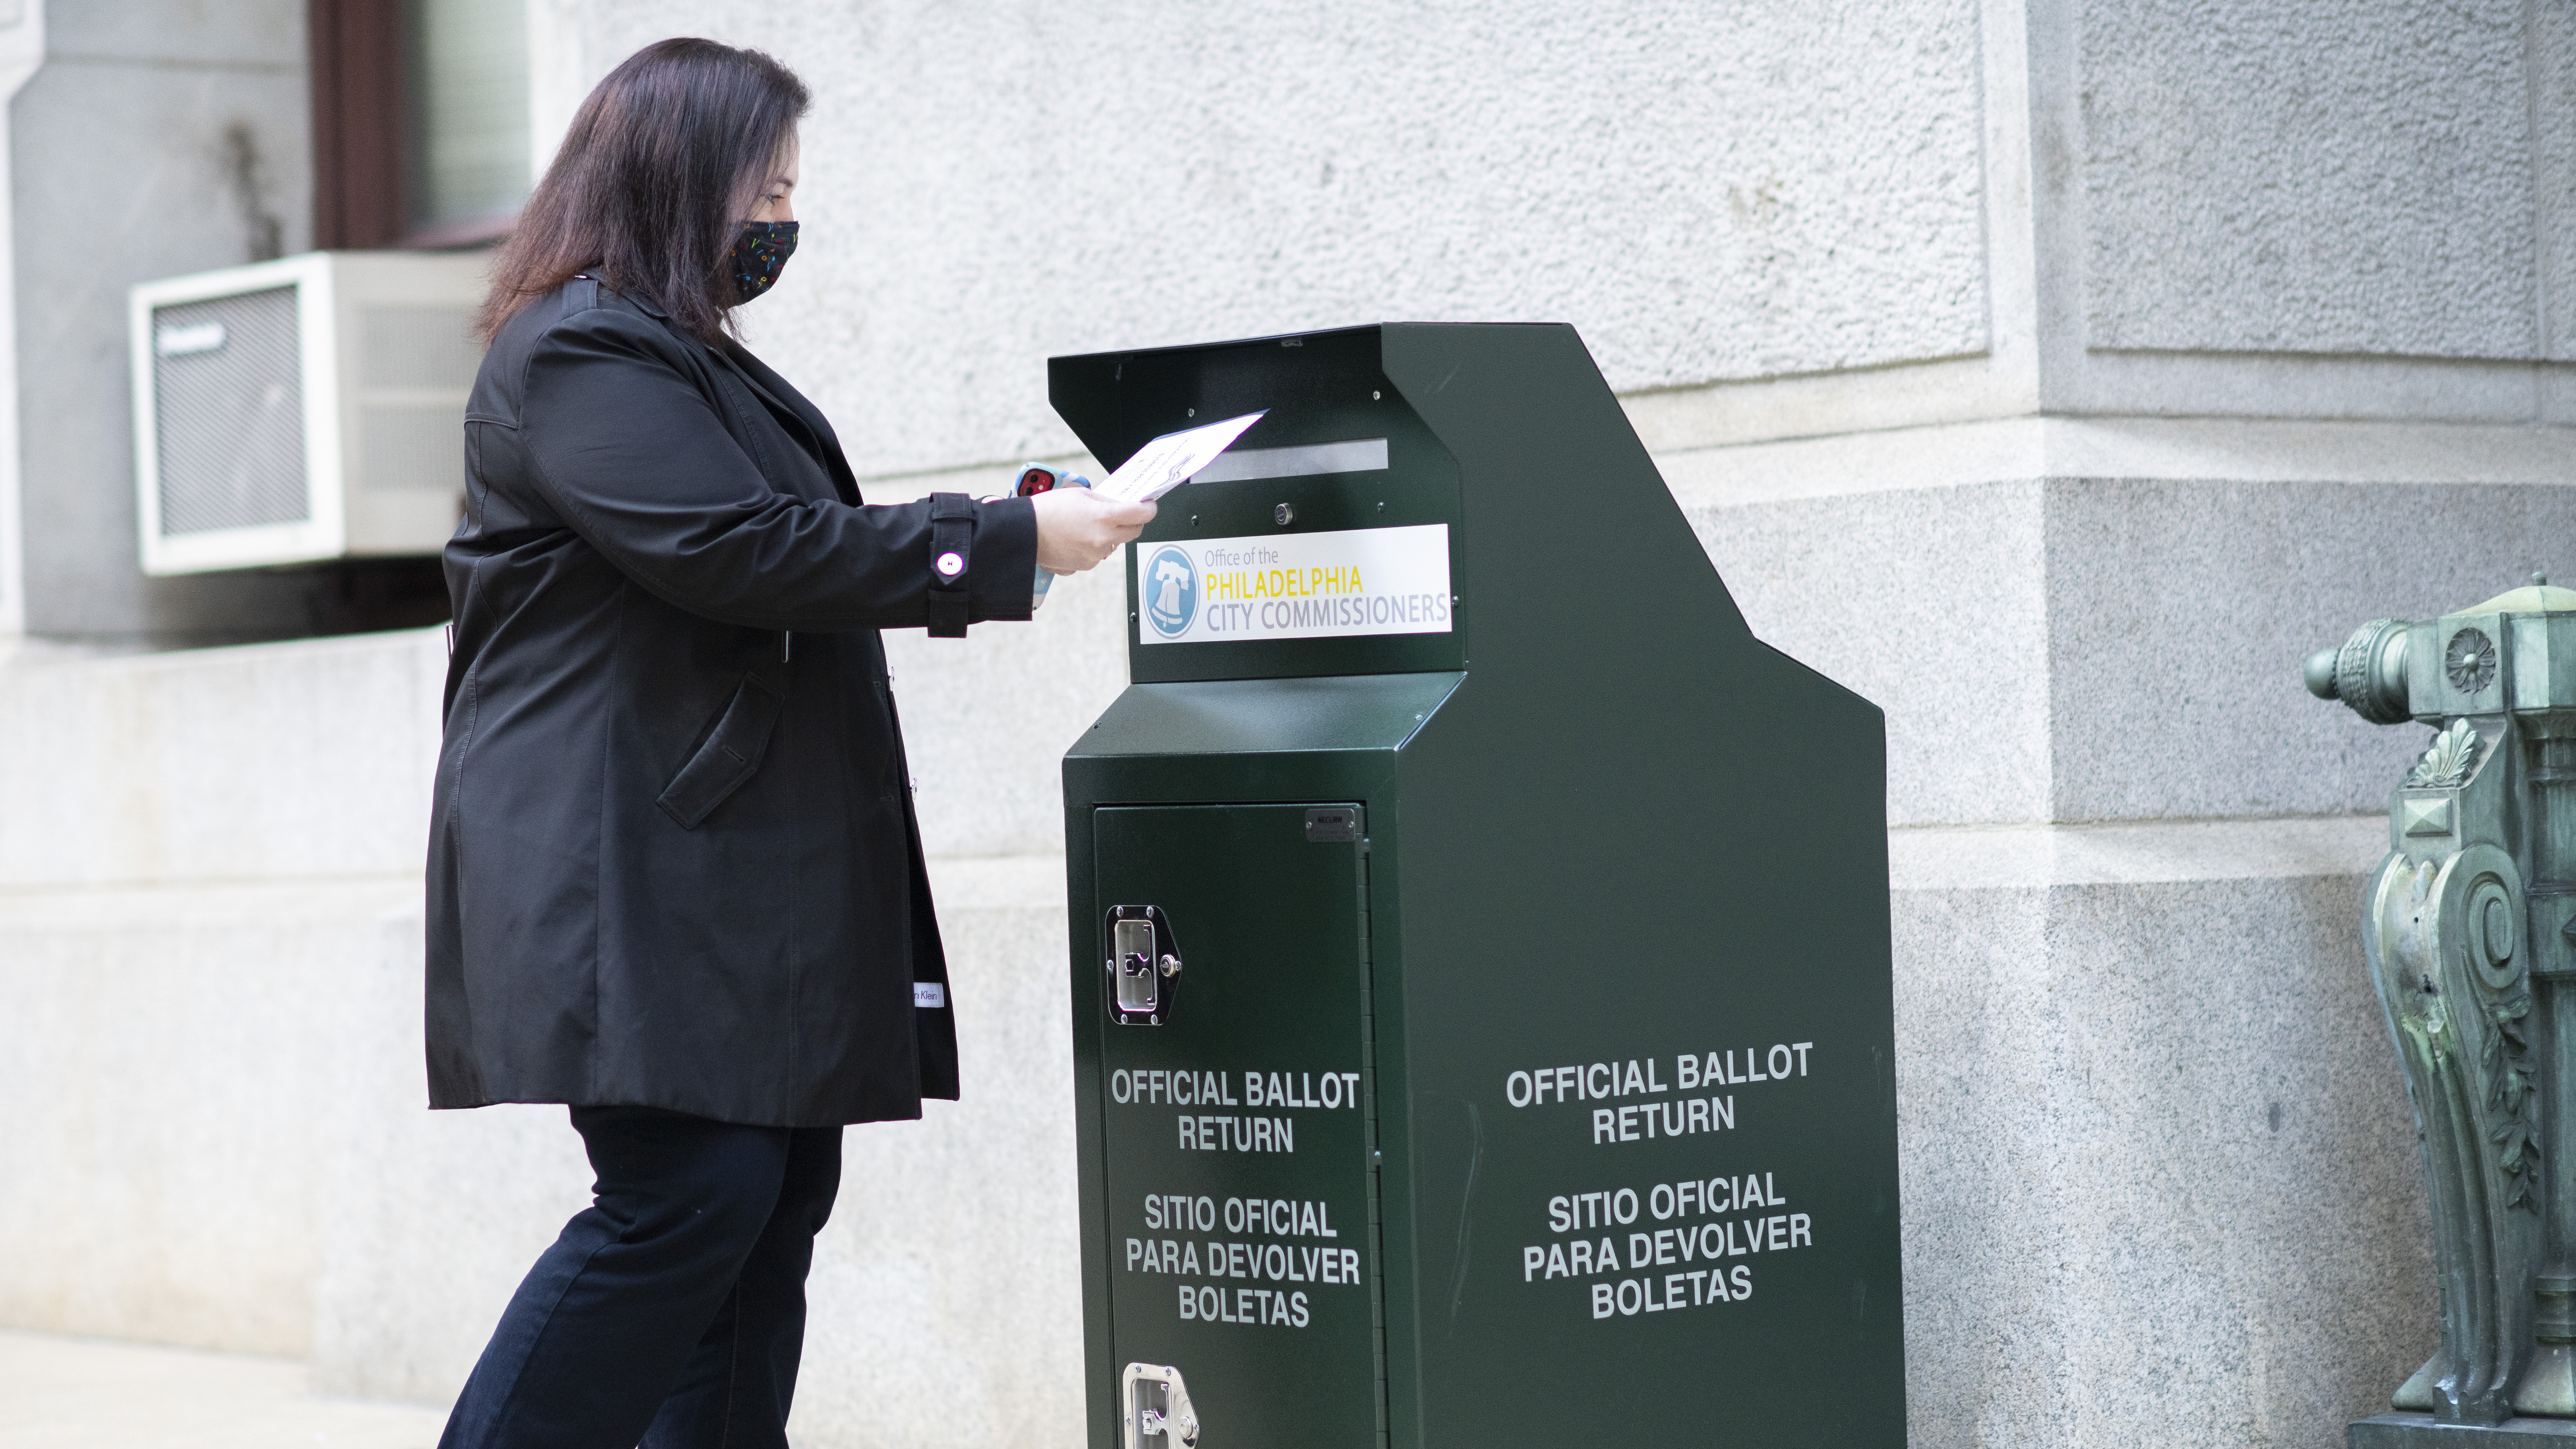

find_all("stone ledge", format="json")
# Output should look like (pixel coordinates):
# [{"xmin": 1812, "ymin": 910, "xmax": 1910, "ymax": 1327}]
[
  {"xmin": 0, "ymin": 627, "xmax": 445, "ymax": 890},
  {"xmin": 0, "ymin": 819, "xmax": 2393, "ymax": 923},
  {"xmin": 0, "ymin": 859, "xmax": 1071, "ymax": 917},
  {"xmin": 2353, "ymin": 1414, "xmax": 2576, "ymax": 1446},
  {"xmin": 0, "ymin": 873, "xmax": 419, "ymax": 920},
  {"xmin": 1890, "ymin": 814, "xmax": 2388, "ymax": 891},
  {"xmin": 1690, "ymin": 474, "xmax": 2576, "ymax": 826},
  {"xmin": 1659, "ymin": 415, "xmax": 2576, "ymax": 509},
  {"xmin": 925, "ymin": 823, "xmax": 2392, "ymax": 907}
]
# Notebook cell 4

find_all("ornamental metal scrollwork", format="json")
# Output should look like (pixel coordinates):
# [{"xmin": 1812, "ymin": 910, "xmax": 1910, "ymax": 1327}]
[
  {"xmin": 2489, "ymin": 994, "xmax": 2541, "ymax": 1211},
  {"xmin": 2408, "ymin": 720, "xmax": 2484, "ymax": 789},
  {"xmin": 2307, "ymin": 579, "xmax": 2576, "ymax": 1428}
]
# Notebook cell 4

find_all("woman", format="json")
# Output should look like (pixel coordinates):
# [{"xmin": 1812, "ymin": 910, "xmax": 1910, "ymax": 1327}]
[{"xmin": 425, "ymin": 38, "xmax": 1151, "ymax": 1449}]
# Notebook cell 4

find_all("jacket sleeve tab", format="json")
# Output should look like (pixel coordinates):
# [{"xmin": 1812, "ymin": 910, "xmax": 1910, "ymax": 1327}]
[{"xmin": 926, "ymin": 491, "xmax": 976, "ymax": 638}]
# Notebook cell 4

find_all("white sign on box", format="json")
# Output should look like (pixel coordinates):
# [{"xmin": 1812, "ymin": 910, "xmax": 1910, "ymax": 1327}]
[{"xmin": 1135, "ymin": 524, "xmax": 1452, "ymax": 645}]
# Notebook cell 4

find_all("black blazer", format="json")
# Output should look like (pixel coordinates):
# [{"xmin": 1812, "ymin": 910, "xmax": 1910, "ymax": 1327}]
[{"xmin": 425, "ymin": 277, "xmax": 1037, "ymax": 1127}]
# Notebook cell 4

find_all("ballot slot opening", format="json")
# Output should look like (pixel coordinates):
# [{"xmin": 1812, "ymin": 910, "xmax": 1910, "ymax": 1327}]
[
  {"xmin": 1054, "ymin": 326, "xmax": 1467, "ymax": 685},
  {"xmin": 1193, "ymin": 437, "xmax": 1387, "ymax": 484}
]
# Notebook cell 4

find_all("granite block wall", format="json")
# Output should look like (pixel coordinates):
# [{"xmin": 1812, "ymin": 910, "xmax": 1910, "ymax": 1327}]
[
  {"xmin": 4, "ymin": 0, "xmax": 2568, "ymax": 1445},
  {"xmin": 536, "ymin": 0, "xmax": 1994, "ymax": 478},
  {"xmin": 1891, "ymin": 856, "xmax": 2429, "ymax": 1449},
  {"xmin": 1685, "ymin": 471, "xmax": 2576, "ymax": 827}
]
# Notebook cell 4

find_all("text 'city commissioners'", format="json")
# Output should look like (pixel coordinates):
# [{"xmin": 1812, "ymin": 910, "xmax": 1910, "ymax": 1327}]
[{"xmin": 1136, "ymin": 523, "xmax": 1452, "ymax": 645}]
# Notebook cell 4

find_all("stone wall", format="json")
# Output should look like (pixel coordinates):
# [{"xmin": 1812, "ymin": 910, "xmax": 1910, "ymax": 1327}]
[
  {"xmin": 12, "ymin": 0, "xmax": 321, "ymax": 644},
  {"xmin": 542, "ymin": 0, "xmax": 1994, "ymax": 479},
  {"xmin": 6, "ymin": 1, "xmax": 2571, "ymax": 1446}
]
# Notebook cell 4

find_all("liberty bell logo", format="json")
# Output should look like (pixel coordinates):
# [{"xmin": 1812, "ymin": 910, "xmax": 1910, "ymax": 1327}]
[{"xmin": 1144, "ymin": 546, "xmax": 1198, "ymax": 638}]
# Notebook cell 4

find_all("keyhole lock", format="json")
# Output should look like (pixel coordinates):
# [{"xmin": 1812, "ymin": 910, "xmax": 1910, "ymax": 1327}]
[{"xmin": 1105, "ymin": 905, "xmax": 1183, "ymax": 1026}]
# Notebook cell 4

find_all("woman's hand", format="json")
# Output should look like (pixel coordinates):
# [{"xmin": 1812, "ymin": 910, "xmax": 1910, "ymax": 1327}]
[{"xmin": 1032, "ymin": 488, "xmax": 1156, "ymax": 574}]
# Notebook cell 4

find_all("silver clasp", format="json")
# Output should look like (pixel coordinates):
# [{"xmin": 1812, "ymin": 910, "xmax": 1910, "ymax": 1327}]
[
  {"xmin": 1123, "ymin": 1363, "xmax": 1199, "ymax": 1449},
  {"xmin": 1105, "ymin": 906, "xmax": 1182, "ymax": 1026}
]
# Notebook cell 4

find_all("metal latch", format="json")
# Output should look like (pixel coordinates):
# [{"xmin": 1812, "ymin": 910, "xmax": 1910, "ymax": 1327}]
[
  {"xmin": 1123, "ymin": 1362, "xmax": 1199, "ymax": 1449},
  {"xmin": 1106, "ymin": 905, "xmax": 1182, "ymax": 1026}
]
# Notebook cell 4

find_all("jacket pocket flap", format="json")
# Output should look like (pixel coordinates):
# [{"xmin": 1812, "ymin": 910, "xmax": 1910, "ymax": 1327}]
[{"xmin": 657, "ymin": 677, "xmax": 784, "ymax": 830}]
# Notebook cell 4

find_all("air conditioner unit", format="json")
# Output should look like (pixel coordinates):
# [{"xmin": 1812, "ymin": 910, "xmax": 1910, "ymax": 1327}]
[{"xmin": 129, "ymin": 250, "xmax": 488, "ymax": 575}]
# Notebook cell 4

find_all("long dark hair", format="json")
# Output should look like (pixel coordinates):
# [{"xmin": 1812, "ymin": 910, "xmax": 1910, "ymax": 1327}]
[{"xmin": 477, "ymin": 38, "xmax": 809, "ymax": 344}]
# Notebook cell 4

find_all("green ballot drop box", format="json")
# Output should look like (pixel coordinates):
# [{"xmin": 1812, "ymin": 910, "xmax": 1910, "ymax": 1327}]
[{"xmin": 1056, "ymin": 324, "xmax": 1903, "ymax": 1449}]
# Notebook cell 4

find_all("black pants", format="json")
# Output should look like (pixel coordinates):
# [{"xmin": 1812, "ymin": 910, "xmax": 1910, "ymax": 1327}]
[{"xmin": 437, "ymin": 1105, "xmax": 844, "ymax": 1449}]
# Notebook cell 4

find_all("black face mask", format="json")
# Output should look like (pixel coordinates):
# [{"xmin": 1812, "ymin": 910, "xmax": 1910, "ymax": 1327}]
[{"xmin": 728, "ymin": 220, "xmax": 799, "ymax": 305}]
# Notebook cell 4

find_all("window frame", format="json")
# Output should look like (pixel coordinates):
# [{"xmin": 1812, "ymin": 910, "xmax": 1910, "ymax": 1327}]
[{"xmin": 309, "ymin": 0, "xmax": 522, "ymax": 250}]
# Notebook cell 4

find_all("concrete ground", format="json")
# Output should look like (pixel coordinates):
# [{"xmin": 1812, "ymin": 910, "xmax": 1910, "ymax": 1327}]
[{"xmin": 0, "ymin": 1330, "xmax": 447, "ymax": 1447}]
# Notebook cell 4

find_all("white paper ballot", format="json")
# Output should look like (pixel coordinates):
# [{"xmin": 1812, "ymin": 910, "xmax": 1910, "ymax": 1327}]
[{"xmin": 1096, "ymin": 411, "xmax": 1268, "ymax": 502}]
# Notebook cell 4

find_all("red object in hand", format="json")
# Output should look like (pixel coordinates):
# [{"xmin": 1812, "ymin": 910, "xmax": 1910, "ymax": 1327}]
[{"xmin": 1013, "ymin": 464, "xmax": 1092, "ymax": 498}]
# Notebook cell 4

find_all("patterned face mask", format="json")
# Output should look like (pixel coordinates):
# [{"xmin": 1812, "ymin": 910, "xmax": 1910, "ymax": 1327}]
[{"xmin": 728, "ymin": 220, "xmax": 799, "ymax": 305}]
